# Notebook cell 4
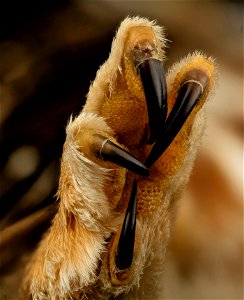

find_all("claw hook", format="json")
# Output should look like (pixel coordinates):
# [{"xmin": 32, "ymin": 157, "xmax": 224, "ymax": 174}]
[
  {"xmin": 138, "ymin": 59, "xmax": 167, "ymax": 144},
  {"xmin": 145, "ymin": 69, "xmax": 209, "ymax": 167},
  {"xmin": 93, "ymin": 134, "xmax": 150, "ymax": 177},
  {"xmin": 115, "ymin": 180, "xmax": 137, "ymax": 270}
]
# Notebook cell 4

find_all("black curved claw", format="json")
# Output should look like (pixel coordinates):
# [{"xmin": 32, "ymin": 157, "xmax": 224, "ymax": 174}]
[
  {"xmin": 138, "ymin": 59, "xmax": 167, "ymax": 144},
  {"xmin": 145, "ymin": 73, "xmax": 208, "ymax": 167},
  {"xmin": 115, "ymin": 180, "xmax": 137, "ymax": 270},
  {"xmin": 93, "ymin": 135, "xmax": 150, "ymax": 177}
]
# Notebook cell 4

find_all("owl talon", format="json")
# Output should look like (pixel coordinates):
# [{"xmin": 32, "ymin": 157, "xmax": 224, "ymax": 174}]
[
  {"xmin": 115, "ymin": 180, "xmax": 137, "ymax": 270},
  {"xmin": 93, "ymin": 134, "xmax": 150, "ymax": 177},
  {"xmin": 145, "ymin": 69, "xmax": 209, "ymax": 167},
  {"xmin": 138, "ymin": 58, "xmax": 167, "ymax": 144}
]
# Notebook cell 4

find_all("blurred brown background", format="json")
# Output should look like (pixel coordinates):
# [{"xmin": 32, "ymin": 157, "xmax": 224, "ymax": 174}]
[{"xmin": 0, "ymin": 1, "xmax": 243, "ymax": 299}]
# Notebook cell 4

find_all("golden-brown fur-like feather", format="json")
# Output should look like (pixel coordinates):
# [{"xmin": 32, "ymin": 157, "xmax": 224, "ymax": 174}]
[{"xmin": 20, "ymin": 16, "xmax": 216, "ymax": 299}]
